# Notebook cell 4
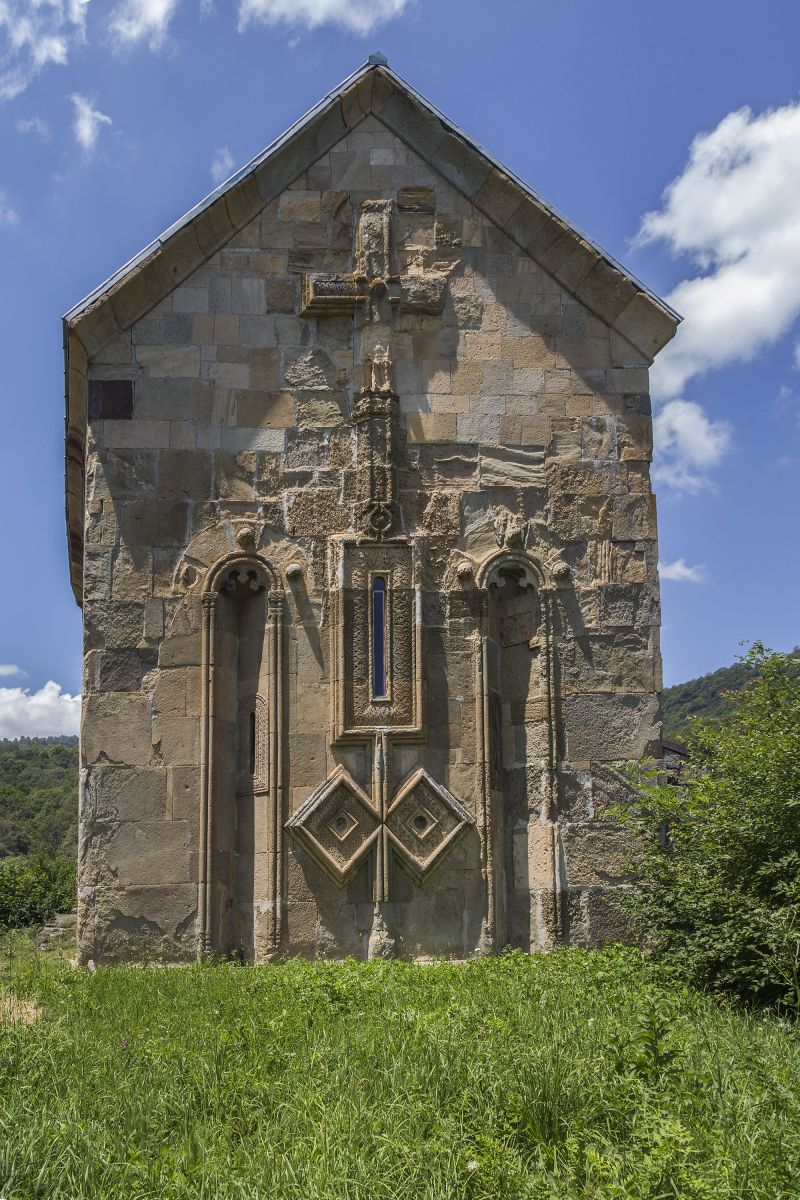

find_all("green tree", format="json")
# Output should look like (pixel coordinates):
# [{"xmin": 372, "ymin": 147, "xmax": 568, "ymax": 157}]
[
  {"xmin": 619, "ymin": 645, "xmax": 800, "ymax": 1012},
  {"xmin": 0, "ymin": 737, "xmax": 78, "ymax": 858}
]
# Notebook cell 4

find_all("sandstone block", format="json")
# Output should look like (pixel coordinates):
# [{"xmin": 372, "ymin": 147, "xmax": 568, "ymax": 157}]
[
  {"xmin": 83, "ymin": 692, "xmax": 152, "ymax": 766},
  {"xmin": 210, "ymin": 360, "xmax": 250, "ymax": 389},
  {"xmin": 480, "ymin": 445, "xmax": 544, "ymax": 488},
  {"xmin": 278, "ymin": 191, "xmax": 321, "ymax": 222},
  {"xmin": 237, "ymin": 390, "xmax": 294, "ymax": 428},
  {"xmin": 612, "ymin": 494, "xmax": 657, "ymax": 540},
  {"xmin": 102, "ymin": 819, "xmax": 191, "ymax": 887},
  {"xmin": 99, "ymin": 421, "xmax": 171, "ymax": 450},
  {"xmin": 153, "ymin": 715, "xmax": 200, "ymax": 765},
  {"xmin": 87, "ymin": 765, "xmax": 167, "ymax": 823},
  {"xmin": 284, "ymin": 347, "xmax": 336, "ymax": 390},
  {"xmin": 172, "ymin": 285, "xmax": 209, "ymax": 314},
  {"xmin": 158, "ymin": 633, "xmax": 202, "ymax": 668},
  {"xmin": 564, "ymin": 692, "xmax": 660, "ymax": 761},
  {"xmin": 137, "ymin": 345, "xmax": 200, "ymax": 378},
  {"xmin": 547, "ymin": 460, "xmax": 626, "ymax": 496},
  {"xmin": 613, "ymin": 292, "xmax": 677, "ymax": 362},
  {"xmin": 563, "ymin": 826, "xmax": 636, "ymax": 887},
  {"xmin": 296, "ymin": 391, "xmax": 346, "ymax": 428},
  {"xmin": 585, "ymin": 891, "xmax": 636, "ymax": 949},
  {"xmin": 85, "ymin": 601, "xmax": 144, "ymax": 650},
  {"xmin": 159, "ymin": 450, "xmax": 212, "ymax": 500},
  {"xmin": 220, "ymin": 428, "xmax": 285, "ymax": 453},
  {"xmin": 120, "ymin": 500, "xmax": 188, "ymax": 548},
  {"xmin": 405, "ymin": 413, "xmax": 457, "ymax": 443},
  {"xmin": 90, "ymin": 648, "xmax": 156, "ymax": 691},
  {"xmin": 597, "ymin": 583, "xmax": 659, "ymax": 631}
]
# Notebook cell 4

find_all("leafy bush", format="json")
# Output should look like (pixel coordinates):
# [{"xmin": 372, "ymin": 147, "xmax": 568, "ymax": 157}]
[
  {"xmin": 619, "ymin": 644, "xmax": 800, "ymax": 1012},
  {"xmin": 0, "ymin": 854, "xmax": 76, "ymax": 930}
]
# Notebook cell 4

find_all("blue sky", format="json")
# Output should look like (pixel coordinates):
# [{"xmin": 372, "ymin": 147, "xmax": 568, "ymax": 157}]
[{"xmin": 1, "ymin": 0, "xmax": 798, "ymax": 735}]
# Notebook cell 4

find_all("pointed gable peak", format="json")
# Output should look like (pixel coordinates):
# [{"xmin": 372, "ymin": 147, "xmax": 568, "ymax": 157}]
[
  {"xmin": 65, "ymin": 58, "xmax": 678, "ymax": 362},
  {"xmin": 63, "ymin": 60, "xmax": 680, "ymax": 604}
]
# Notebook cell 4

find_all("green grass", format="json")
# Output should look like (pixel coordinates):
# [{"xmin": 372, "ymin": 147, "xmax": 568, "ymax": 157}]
[{"xmin": 1, "ymin": 939, "xmax": 799, "ymax": 1199}]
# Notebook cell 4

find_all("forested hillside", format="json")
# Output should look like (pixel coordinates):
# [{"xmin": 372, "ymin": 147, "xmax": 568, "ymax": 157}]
[
  {"xmin": 661, "ymin": 649, "xmax": 799, "ymax": 742},
  {"xmin": 0, "ymin": 737, "xmax": 78, "ymax": 859}
]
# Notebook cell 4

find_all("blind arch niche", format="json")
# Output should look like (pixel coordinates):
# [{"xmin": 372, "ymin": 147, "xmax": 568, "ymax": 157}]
[{"xmin": 199, "ymin": 553, "xmax": 284, "ymax": 961}]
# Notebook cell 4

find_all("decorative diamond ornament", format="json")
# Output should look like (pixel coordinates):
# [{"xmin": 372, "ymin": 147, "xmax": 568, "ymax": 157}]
[
  {"xmin": 386, "ymin": 768, "xmax": 474, "ymax": 884},
  {"xmin": 327, "ymin": 807, "xmax": 360, "ymax": 843},
  {"xmin": 286, "ymin": 765, "xmax": 380, "ymax": 885}
]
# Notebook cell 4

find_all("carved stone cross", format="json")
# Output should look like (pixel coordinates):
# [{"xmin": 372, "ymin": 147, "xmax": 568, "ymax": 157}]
[
  {"xmin": 302, "ymin": 198, "xmax": 458, "ymax": 539},
  {"xmin": 301, "ymin": 198, "xmax": 455, "ymax": 324}
]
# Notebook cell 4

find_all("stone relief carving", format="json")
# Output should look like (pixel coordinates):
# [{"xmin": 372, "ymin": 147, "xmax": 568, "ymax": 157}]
[
  {"xmin": 288, "ymin": 764, "xmax": 474, "ymax": 892},
  {"xmin": 287, "ymin": 765, "xmax": 381, "ymax": 886},
  {"xmin": 303, "ymin": 198, "xmax": 459, "ymax": 542},
  {"xmin": 335, "ymin": 541, "xmax": 420, "ymax": 735}
]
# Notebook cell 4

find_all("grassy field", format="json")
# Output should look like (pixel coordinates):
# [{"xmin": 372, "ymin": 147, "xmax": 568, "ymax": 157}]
[{"xmin": 1, "ymin": 937, "xmax": 798, "ymax": 1200}]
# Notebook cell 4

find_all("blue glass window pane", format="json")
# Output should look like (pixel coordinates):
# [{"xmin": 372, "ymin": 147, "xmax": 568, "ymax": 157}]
[{"xmin": 372, "ymin": 578, "xmax": 386, "ymax": 698}]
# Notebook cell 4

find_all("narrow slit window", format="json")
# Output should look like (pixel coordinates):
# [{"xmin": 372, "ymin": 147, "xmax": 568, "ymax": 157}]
[
  {"xmin": 372, "ymin": 577, "xmax": 387, "ymax": 699},
  {"xmin": 249, "ymin": 710, "xmax": 256, "ymax": 775}
]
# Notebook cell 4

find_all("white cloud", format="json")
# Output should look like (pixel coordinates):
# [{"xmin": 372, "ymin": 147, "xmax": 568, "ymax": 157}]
[
  {"xmin": 210, "ymin": 145, "xmax": 234, "ymax": 184},
  {"xmin": 108, "ymin": 0, "xmax": 179, "ymax": 48},
  {"xmin": 652, "ymin": 399, "xmax": 732, "ymax": 494},
  {"xmin": 659, "ymin": 558, "xmax": 708, "ymax": 584},
  {"xmin": 239, "ymin": 0, "xmax": 411, "ymax": 36},
  {"xmin": 638, "ymin": 103, "xmax": 800, "ymax": 401},
  {"xmin": 0, "ymin": 191, "xmax": 17, "ymax": 224},
  {"xmin": 71, "ymin": 92, "xmax": 112, "ymax": 152},
  {"xmin": 0, "ymin": 0, "xmax": 88, "ymax": 100},
  {"xmin": 16, "ymin": 114, "xmax": 50, "ymax": 138},
  {"xmin": 0, "ymin": 664, "xmax": 23, "ymax": 677},
  {"xmin": 0, "ymin": 680, "xmax": 80, "ymax": 739},
  {"xmin": 794, "ymin": 341, "xmax": 800, "ymax": 371}
]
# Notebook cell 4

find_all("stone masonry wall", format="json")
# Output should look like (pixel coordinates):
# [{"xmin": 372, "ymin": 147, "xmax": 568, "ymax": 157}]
[{"xmin": 78, "ymin": 114, "xmax": 660, "ymax": 962}]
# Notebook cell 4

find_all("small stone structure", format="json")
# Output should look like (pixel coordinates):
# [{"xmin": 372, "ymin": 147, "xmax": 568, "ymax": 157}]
[{"xmin": 63, "ymin": 57, "xmax": 679, "ymax": 962}]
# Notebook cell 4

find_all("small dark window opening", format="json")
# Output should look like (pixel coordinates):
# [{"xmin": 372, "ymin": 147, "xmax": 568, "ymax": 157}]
[
  {"xmin": 249, "ymin": 710, "xmax": 256, "ymax": 775},
  {"xmin": 372, "ymin": 577, "xmax": 387, "ymax": 699},
  {"xmin": 88, "ymin": 379, "xmax": 133, "ymax": 422}
]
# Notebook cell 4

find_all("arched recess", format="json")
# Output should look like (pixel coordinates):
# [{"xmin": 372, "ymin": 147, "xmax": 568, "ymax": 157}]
[
  {"xmin": 199, "ymin": 553, "xmax": 284, "ymax": 960},
  {"xmin": 475, "ymin": 550, "xmax": 561, "ymax": 952}
]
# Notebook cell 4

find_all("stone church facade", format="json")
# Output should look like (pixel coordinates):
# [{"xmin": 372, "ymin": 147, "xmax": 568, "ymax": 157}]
[{"xmin": 63, "ymin": 57, "xmax": 679, "ymax": 962}]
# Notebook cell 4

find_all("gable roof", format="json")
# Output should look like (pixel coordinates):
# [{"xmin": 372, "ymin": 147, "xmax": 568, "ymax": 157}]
[{"xmin": 63, "ymin": 54, "xmax": 680, "ymax": 604}]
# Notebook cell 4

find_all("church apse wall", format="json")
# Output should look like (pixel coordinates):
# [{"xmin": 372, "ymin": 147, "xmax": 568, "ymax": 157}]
[{"xmin": 73, "ymin": 89, "xmax": 672, "ymax": 963}]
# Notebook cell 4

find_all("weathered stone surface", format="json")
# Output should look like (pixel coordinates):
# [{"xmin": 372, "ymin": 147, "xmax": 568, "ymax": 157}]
[
  {"xmin": 563, "ymin": 826, "xmax": 635, "ymax": 887},
  {"xmin": 564, "ymin": 693, "xmax": 660, "ymax": 761},
  {"xmin": 120, "ymin": 501, "xmax": 188, "ymax": 548},
  {"xmin": 89, "ymin": 648, "xmax": 157, "ymax": 691},
  {"xmin": 71, "ymin": 68, "xmax": 672, "ymax": 966},
  {"xmin": 86, "ymin": 766, "xmax": 167, "ymax": 823},
  {"xmin": 84, "ymin": 601, "xmax": 144, "ymax": 650},
  {"xmin": 284, "ymin": 348, "xmax": 336, "ymax": 390},
  {"xmin": 612, "ymin": 494, "xmax": 658, "ymax": 540},
  {"xmin": 83, "ymin": 693, "xmax": 152, "ymax": 766},
  {"xmin": 159, "ymin": 451, "xmax": 212, "ymax": 500},
  {"xmin": 237, "ymin": 391, "xmax": 294, "ymax": 428}
]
